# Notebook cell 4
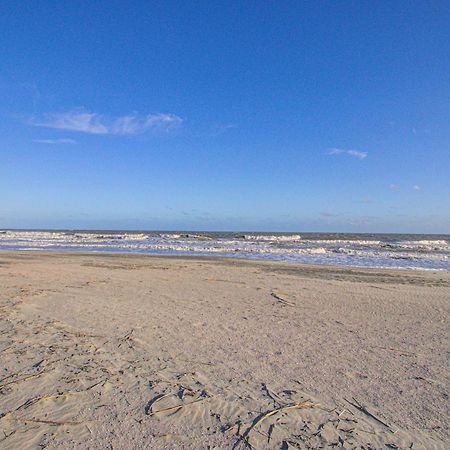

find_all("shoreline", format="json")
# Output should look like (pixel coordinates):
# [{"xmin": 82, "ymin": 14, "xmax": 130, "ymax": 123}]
[
  {"xmin": 1, "ymin": 248, "xmax": 449, "ymax": 276},
  {"xmin": 1, "ymin": 230, "xmax": 449, "ymax": 272}
]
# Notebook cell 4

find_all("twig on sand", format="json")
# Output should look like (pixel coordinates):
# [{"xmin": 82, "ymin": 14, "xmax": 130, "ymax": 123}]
[
  {"xmin": 222, "ymin": 420, "xmax": 242, "ymax": 434},
  {"xmin": 267, "ymin": 423, "xmax": 275, "ymax": 444},
  {"xmin": 178, "ymin": 358, "xmax": 213, "ymax": 367},
  {"xmin": 122, "ymin": 329, "xmax": 134, "ymax": 339},
  {"xmin": 118, "ymin": 329, "xmax": 135, "ymax": 347},
  {"xmin": 0, "ymin": 371, "xmax": 47, "ymax": 390},
  {"xmin": 271, "ymin": 292, "xmax": 295, "ymax": 307},
  {"xmin": 0, "ymin": 429, "xmax": 16, "ymax": 443},
  {"xmin": 0, "ymin": 346, "xmax": 13, "ymax": 353},
  {"xmin": 145, "ymin": 395, "xmax": 211, "ymax": 417},
  {"xmin": 144, "ymin": 393, "xmax": 173, "ymax": 415},
  {"xmin": 51, "ymin": 322, "xmax": 105, "ymax": 339},
  {"xmin": 1, "ymin": 393, "xmax": 70, "ymax": 420},
  {"xmin": 0, "ymin": 380, "xmax": 105, "ymax": 420},
  {"xmin": 261, "ymin": 383, "xmax": 283, "ymax": 405},
  {"xmin": 0, "ymin": 362, "xmax": 45, "ymax": 384},
  {"xmin": 371, "ymin": 346, "xmax": 417, "ymax": 357},
  {"xmin": 232, "ymin": 401, "xmax": 316, "ymax": 449},
  {"xmin": 344, "ymin": 398, "xmax": 392, "ymax": 431},
  {"xmin": 84, "ymin": 378, "xmax": 107, "ymax": 390},
  {"xmin": 19, "ymin": 418, "xmax": 89, "ymax": 426}
]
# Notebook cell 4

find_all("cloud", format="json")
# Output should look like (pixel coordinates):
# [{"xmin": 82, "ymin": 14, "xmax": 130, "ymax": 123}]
[
  {"xmin": 412, "ymin": 127, "xmax": 430, "ymax": 135},
  {"xmin": 388, "ymin": 183, "xmax": 399, "ymax": 191},
  {"xmin": 33, "ymin": 138, "xmax": 76, "ymax": 145},
  {"xmin": 209, "ymin": 123, "xmax": 237, "ymax": 137},
  {"xmin": 413, "ymin": 184, "xmax": 421, "ymax": 191},
  {"xmin": 29, "ymin": 110, "xmax": 183, "ymax": 135},
  {"xmin": 327, "ymin": 148, "xmax": 367, "ymax": 159},
  {"xmin": 347, "ymin": 150, "xmax": 367, "ymax": 159},
  {"xmin": 111, "ymin": 113, "xmax": 183, "ymax": 135}
]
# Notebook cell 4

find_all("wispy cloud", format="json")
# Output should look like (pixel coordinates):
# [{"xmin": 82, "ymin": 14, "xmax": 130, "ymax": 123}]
[
  {"xmin": 327, "ymin": 148, "xmax": 367, "ymax": 160},
  {"xmin": 209, "ymin": 123, "xmax": 236, "ymax": 137},
  {"xmin": 33, "ymin": 138, "xmax": 76, "ymax": 145},
  {"xmin": 413, "ymin": 184, "xmax": 421, "ymax": 191},
  {"xmin": 412, "ymin": 127, "xmax": 430, "ymax": 135},
  {"xmin": 29, "ymin": 109, "xmax": 183, "ymax": 135},
  {"xmin": 388, "ymin": 183, "xmax": 399, "ymax": 191}
]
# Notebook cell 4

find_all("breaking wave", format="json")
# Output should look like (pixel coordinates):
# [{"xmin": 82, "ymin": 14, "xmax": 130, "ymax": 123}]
[{"xmin": 0, "ymin": 230, "xmax": 448, "ymax": 271}]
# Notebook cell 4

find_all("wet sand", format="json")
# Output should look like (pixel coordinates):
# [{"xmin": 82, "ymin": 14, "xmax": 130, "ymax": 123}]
[{"xmin": 0, "ymin": 251, "xmax": 449, "ymax": 449}]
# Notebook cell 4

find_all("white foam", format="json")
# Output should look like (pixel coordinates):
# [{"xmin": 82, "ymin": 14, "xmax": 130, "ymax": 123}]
[
  {"xmin": 0, "ymin": 231, "xmax": 448, "ymax": 271},
  {"xmin": 243, "ymin": 234, "xmax": 302, "ymax": 241}
]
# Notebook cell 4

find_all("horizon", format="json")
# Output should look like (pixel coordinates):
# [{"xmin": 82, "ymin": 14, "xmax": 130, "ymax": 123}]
[
  {"xmin": 1, "ymin": 1, "xmax": 449, "ymax": 233},
  {"xmin": 2, "ymin": 227, "xmax": 449, "ymax": 237}
]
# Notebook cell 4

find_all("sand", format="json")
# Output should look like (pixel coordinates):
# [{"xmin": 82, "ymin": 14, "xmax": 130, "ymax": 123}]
[{"xmin": 0, "ymin": 251, "xmax": 449, "ymax": 449}]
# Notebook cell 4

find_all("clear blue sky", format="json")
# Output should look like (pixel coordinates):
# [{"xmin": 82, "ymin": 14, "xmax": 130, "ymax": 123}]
[{"xmin": 1, "ymin": 1, "xmax": 449, "ymax": 232}]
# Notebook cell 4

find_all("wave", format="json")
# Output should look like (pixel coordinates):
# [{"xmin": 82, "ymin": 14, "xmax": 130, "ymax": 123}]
[
  {"xmin": 242, "ymin": 234, "xmax": 302, "ymax": 241},
  {"xmin": 1, "ymin": 230, "xmax": 449, "ymax": 270}
]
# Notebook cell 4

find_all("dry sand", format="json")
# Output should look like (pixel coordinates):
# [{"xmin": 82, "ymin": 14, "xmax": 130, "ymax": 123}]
[{"xmin": 0, "ymin": 251, "xmax": 449, "ymax": 449}]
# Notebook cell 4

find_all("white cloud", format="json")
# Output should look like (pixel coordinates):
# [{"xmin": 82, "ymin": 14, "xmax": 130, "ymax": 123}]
[
  {"xmin": 327, "ymin": 148, "xmax": 344, "ymax": 155},
  {"xmin": 413, "ymin": 184, "xmax": 421, "ymax": 191},
  {"xmin": 30, "ymin": 110, "xmax": 183, "ymax": 135},
  {"xmin": 346, "ymin": 150, "xmax": 367, "ymax": 159},
  {"xmin": 388, "ymin": 183, "xmax": 399, "ymax": 191},
  {"xmin": 327, "ymin": 148, "xmax": 367, "ymax": 159},
  {"xmin": 209, "ymin": 123, "xmax": 237, "ymax": 137},
  {"xmin": 33, "ymin": 138, "xmax": 76, "ymax": 145},
  {"xmin": 31, "ymin": 111, "xmax": 108, "ymax": 134},
  {"xmin": 111, "ymin": 113, "xmax": 182, "ymax": 135}
]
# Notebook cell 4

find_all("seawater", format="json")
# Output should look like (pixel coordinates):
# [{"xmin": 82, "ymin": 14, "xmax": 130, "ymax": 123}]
[{"xmin": 0, "ymin": 230, "xmax": 449, "ymax": 271}]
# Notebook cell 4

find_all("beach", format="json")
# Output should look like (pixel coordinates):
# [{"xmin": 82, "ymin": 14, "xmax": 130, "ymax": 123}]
[{"xmin": 0, "ymin": 251, "xmax": 449, "ymax": 449}]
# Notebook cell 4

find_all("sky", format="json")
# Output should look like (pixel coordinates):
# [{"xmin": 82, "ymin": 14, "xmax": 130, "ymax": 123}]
[{"xmin": 1, "ymin": 1, "xmax": 449, "ymax": 233}]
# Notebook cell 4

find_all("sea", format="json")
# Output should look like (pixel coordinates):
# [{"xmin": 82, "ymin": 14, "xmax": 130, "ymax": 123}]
[{"xmin": 1, "ymin": 229, "xmax": 449, "ymax": 271}]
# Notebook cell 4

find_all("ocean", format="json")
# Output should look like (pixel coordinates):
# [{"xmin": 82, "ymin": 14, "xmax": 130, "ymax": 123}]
[{"xmin": 0, "ymin": 230, "xmax": 449, "ymax": 271}]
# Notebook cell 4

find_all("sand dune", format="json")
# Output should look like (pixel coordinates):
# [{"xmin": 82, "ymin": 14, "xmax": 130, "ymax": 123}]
[{"xmin": 0, "ymin": 251, "xmax": 449, "ymax": 449}]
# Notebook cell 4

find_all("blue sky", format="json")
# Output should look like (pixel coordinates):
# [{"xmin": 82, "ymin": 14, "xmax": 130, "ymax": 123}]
[{"xmin": 1, "ymin": 1, "xmax": 449, "ymax": 232}]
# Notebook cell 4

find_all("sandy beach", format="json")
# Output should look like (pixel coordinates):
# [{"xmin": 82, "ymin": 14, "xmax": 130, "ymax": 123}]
[{"xmin": 0, "ymin": 251, "xmax": 448, "ymax": 449}]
